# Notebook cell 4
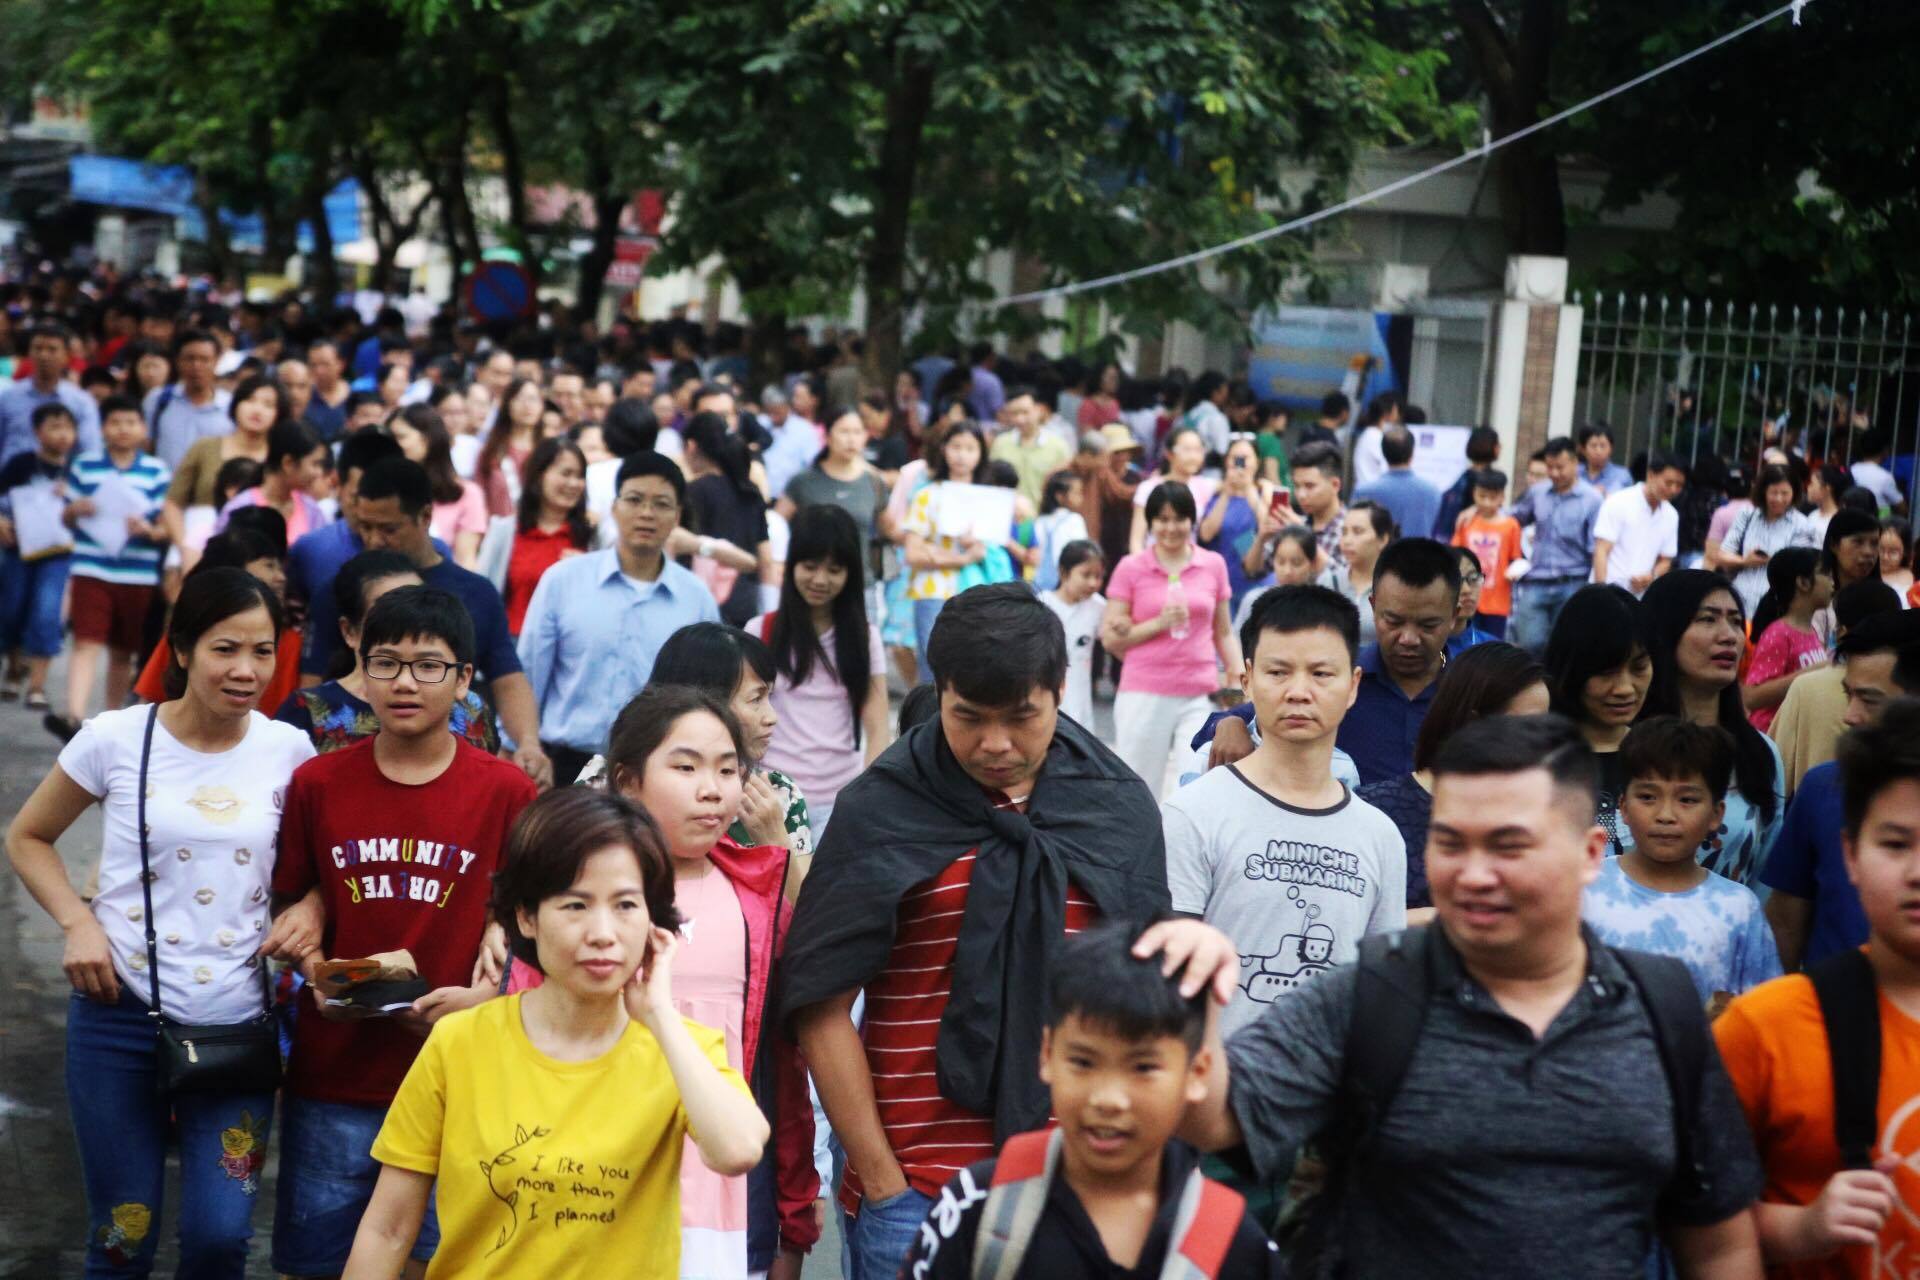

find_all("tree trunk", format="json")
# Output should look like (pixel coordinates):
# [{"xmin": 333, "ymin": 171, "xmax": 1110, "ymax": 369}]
[
  {"xmin": 486, "ymin": 76, "xmax": 536, "ymax": 281},
  {"xmin": 193, "ymin": 178, "xmax": 232, "ymax": 280},
  {"xmin": 575, "ymin": 193, "xmax": 625, "ymax": 326},
  {"xmin": 1451, "ymin": 0, "xmax": 1568, "ymax": 256},
  {"xmin": 301, "ymin": 180, "xmax": 341, "ymax": 307},
  {"xmin": 861, "ymin": 53, "xmax": 935, "ymax": 384}
]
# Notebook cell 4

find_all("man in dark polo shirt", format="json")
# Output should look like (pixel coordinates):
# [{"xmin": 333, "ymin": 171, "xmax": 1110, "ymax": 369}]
[{"xmin": 1140, "ymin": 714, "xmax": 1763, "ymax": 1277}]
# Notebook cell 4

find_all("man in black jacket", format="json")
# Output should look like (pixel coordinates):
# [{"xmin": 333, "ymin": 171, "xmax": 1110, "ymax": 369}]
[{"xmin": 781, "ymin": 583, "xmax": 1167, "ymax": 1280}]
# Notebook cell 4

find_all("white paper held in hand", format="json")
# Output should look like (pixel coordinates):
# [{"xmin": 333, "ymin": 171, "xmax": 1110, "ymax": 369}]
[
  {"xmin": 10, "ymin": 483, "xmax": 73, "ymax": 560},
  {"xmin": 77, "ymin": 471, "xmax": 150, "ymax": 559}
]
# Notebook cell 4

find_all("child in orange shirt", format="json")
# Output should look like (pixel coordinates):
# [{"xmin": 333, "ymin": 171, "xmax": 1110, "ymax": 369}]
[{"xmin": 1452, "ymin": 468, "xmax": 1524, "ymax": 639}]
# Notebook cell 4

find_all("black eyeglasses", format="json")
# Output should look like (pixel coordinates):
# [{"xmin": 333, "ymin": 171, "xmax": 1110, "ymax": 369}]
[{"xmin": 365, "ymin": 655, "xmax": 459, "ymax": 684}]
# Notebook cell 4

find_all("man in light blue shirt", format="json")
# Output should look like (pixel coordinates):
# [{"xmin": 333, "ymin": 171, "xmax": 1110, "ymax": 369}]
[
  {"xmin": 1352, "ymin": 426, "xmax": 1440, "ymax": 540},
  {"xmin": 1508, "ymin": 436, "xmax": 1602, "ymax": 654},
  {"xmin": 0, "ymin": 323, "xmax": 101, "ymax": 468},
  {"xmin": 966, "ymin": 342, "xmax": 1005, "ymax": 423},
  {"xmin": 517, "ymin": 450, "xmax": 720, "ymax": 783},
  {"xmin": 1577, "ymin": 424, "xmax": 1634, "ymax": 496},
  {"xmin": 143, "ymin": 330, "xmax": 232, "ymax": 470}
]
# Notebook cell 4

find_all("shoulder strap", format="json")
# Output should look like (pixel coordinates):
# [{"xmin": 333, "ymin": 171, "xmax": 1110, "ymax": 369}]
[
  {"xmin": 971, "ymin": 1129, "xmax": 1060, "ymax": 1280},
  {"xmin": 1613, "ymin": 947, "xmax": 1710, "ymax": 1199},
  {"xmin": 1159, "ymin": 1172, "xmax": 1245, "ymax": 1280},
  {"xmin": 1342, "ymin": 928, "xmax": 1435, "ymax": 1149},
  {"xmin": 759, "ymin": 612, "xmax": 776, "ymax": 643},
  {"xmin": 1727, "ymin": 504, "xmax": 1757, "ymax": 551},
  {"xmin": 150, "ymin": 386, "xmax": 176, "ymax": 462},
  {"xmin": 1808, "ymin": 948, "xmax": 1882, "ymax": 1169},
  {"xmin": 137, "ymin": 703, "xmax": 163, "ymax": 1021}
]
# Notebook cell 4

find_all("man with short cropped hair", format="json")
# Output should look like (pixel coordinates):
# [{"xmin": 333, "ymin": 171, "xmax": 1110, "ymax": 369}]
[
  {"xmin": 987, "ymin": 385, "xmax": 1070, "ymax": 506},
  {"xmin": 1506, "ymin": 435, "xmax": 1602, "ymax": 653},
  {"xmin": 144, "ymin": 329, "xmax": 232, "ymax": 470},
  {"xmin": 1141, "ymin": 714, "xmax": 1765, "ymax": 1278},
  {"xmin": 1353, "ymin": 426, "xmax": 1439, "ymax": 540},
  {"xmin": 1592, "ymin": 451, "xmax": 1686, "ymax": 595},
  {"xmin": 0, "ymin": 322, "xmax": 101, "ymax": 468},
  {"xmin": 782, "ymin": 583, "xmax": 1167, "ymax": 1280}
]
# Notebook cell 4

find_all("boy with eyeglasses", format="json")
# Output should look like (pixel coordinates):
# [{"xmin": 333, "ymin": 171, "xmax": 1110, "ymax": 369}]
[{"xmin": 270, "ymin": 584, "xmax": 536, "ymax": 1279}]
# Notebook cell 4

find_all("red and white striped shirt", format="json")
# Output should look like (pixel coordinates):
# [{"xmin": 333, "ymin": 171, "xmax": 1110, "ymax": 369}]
[{"xmin": 846, "ymin": 798, "xmax": 1100, "ymax": 1210}]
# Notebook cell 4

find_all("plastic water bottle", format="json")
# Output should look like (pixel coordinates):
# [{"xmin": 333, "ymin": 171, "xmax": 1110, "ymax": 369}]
[{"xmin": 1167, "ymin": 571, "xmax": 1190, "ymax": 640}]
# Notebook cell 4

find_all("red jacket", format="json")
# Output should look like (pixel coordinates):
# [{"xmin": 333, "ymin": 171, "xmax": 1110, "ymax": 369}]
[{"xmin": 708, "ymin": 836, "xmax": 822, "ymax": 1260}]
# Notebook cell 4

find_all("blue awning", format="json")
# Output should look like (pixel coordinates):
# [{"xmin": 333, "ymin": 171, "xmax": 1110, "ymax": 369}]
[{"xmin": 70, "ymin": 155, "xmax": 362, "ymax": 249}]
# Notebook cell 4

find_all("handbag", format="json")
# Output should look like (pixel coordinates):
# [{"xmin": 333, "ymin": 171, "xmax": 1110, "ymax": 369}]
[{"xmin": 135, "ymin": 703, "xmax": 284, "ymax": 1096}]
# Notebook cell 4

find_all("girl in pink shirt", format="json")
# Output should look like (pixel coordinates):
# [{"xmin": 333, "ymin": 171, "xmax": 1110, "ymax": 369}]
[{"xmin": 1743, "ymin": 547, "xmax": 1833, "ymax": 731}]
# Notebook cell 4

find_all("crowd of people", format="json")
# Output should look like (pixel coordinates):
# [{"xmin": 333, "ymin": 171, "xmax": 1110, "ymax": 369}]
[{"xmin": 6, "ymin": 268, "xmax": 1920, "ymax": 1280}]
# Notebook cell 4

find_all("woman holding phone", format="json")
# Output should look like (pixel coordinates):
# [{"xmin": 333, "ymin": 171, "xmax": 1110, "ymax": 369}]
[{"xmin": 1198, "ymin": 433, "xmax": 1277, "ymax": 617}]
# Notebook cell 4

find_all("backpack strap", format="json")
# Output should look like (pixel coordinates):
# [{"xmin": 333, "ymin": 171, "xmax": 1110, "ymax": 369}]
[
  {"xmin": 150, "ymin": 385, "xmax": 177, "ymax": 463},
  {"xmin": 1342, "ymin": 928, "xmax": 1436, "ymax": 1149},
  {"xmin": 1159, "ymin": 1172, "xmax": 1245, "ymax": 1280},
  {"xmin": 1808, "ymin": 948, "xmax": 1882, "ymax": 1169},
  {"xmin": 970, "ymin": 1129, "xmax": 1059, "ymax": 1280},
  {"xmin": 1612, "ymin": 947, "xmax": 1711, "ymax": 1202}
]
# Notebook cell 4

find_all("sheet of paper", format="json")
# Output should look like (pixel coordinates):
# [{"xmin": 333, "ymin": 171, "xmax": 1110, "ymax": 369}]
[
  {"xmin": 10, "ymin": 483, "xmax": 73, "ymax": 560},
  {"xmin": 932, "ymin": 483, "xmax": 1018, "ymax": 543},
  {"xmin": 77, "ymin": 471, "xmax": 149, "ymax": 559}
]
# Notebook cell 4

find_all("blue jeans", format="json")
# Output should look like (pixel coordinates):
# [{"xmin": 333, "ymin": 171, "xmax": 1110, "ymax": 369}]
[
  {"xmin": 272, "ymin": 1094, "xmax": 440, "ymax": 1275},
  {"xmin": 1509, "ymin": 577, "xmax": 1584, "ymax": 655},
  {"xmin": 912, "ymin": 598, "xmax": 947, "ymax": 683},
  {"xmin": 0, "ymin": 549, "xmax": 71, "ymax": 656},
  {"xmin": 66, "ymin": 991, "xmax": 277, "ymax": 1279},
  {"xmin": 845, "ymin": 1187, "xmax": 935, "ymax": 1280}
]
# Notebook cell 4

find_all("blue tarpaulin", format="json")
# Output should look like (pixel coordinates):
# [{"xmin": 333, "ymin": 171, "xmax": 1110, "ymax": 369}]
[{"xmin": 69, "ymin": 155, "xmax": 361, "ymax": 249}]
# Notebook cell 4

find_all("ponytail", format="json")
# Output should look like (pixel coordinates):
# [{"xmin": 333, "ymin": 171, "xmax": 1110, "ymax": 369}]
[
  {"xmin": 684, "ymin": 411, "xmax": 756, "ymax": 498},
  {"xmin": 1749, "ymin": 546, "xmax": 1822, "ymax": 640}
]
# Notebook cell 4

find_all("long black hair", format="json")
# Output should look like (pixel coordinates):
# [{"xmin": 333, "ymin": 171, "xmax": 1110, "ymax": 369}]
[
  {"xmin": 515, "ymin": 436, "xmax": 593, "ymax": 549},
  {"xmin": 1639, "ymin": 570, "xmax": 1779, "ymax": 822},
  {"xmin": 768, "ymin": 505, "xmax": 873, "ymax": 750},
  {"xmin": 683, "ymin": 410, "xmax": 757, "ymax": 499},
  {"xmin": 650, "ymin": 621, "xmax": 776, "ymax": 699},
  {"xmin": 1748, "ymin": 546, "xmax": 1823, "ymax": 642}
]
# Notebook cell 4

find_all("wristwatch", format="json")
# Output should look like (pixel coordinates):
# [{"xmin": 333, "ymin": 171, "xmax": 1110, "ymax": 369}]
[{"xmin": 697, "ymin": 536, "xmax": 716, "ymax": 560}]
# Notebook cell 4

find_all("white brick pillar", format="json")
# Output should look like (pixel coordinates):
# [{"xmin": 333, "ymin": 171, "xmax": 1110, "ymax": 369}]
[{"xmin": 1488, "ymin": 256, "xmax": 1583, "ymax": 491}]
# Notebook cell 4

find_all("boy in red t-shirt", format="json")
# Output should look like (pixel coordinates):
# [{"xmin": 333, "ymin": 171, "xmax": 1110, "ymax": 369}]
[
  {"xmin": 1452, "ymin": 468, "xmax": 1524, "ymax": 639},
  {"xmin": 269, "ymin": 584, "xmax": 536, "ymax": 1278}
]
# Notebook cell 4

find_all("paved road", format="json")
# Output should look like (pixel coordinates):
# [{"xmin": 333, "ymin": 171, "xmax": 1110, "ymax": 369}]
[{"xmin": 0, "ymin": 655, "xmax": 1121, "ymax": 1277}]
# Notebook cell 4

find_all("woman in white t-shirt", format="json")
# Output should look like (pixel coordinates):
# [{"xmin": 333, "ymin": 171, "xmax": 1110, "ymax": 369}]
[
  {"xmin": 750, "ymin": 505, "xmax": 891, "ymax": 851},
  {"xmin": 1040, "ymin": 539, "xmax": 1108, "ymax": 726},
  {"xmin": 1129, "ymin": 425, "xmax": 1217, "ymax": 553},
  {"xmin": 6, "ymin": 567, "xmax": 321, "ymax": 1277}
]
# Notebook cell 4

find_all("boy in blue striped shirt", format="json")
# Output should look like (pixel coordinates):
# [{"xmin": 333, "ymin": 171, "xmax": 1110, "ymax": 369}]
[{"xmin": 52, "ymin": 393, "xmax": 170, "ymax": 737}]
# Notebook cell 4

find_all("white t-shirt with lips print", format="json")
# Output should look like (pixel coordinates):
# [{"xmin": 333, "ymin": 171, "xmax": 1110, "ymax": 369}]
[{"xmin": 59, "ymin": 706, "xmax": 315, "ymax": 1024}]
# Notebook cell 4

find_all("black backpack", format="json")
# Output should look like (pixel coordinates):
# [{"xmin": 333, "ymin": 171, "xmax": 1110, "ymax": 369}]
[
  {"xmin": 1281, "ymin": 926, "xmax": 1713, "ymax": 1279},
  {"xmin": 1807, "ymin": 947, "xmax": 1882, "ymax": 1170}
]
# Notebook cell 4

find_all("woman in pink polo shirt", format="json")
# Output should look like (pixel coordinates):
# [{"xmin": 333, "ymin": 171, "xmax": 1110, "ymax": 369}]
[{"xmin": 1100, "ymin": 479, "xmax": 1242, "ymax": 800}]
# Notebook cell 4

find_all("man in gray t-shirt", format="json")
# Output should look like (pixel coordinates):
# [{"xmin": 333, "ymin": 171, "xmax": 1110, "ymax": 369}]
[
  {"xmin": 1164, "ymin": 582, "xmax": 1405, "ymax": 1037},
  {"xmin": 1165, "ymin": 767, "xmax": 1403, "ymax": 1038}
]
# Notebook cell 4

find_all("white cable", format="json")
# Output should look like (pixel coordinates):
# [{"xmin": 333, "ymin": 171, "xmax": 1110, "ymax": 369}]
[{"xmin": 969, "ymin": 0, "xmax": 1811, "ymax": 313}]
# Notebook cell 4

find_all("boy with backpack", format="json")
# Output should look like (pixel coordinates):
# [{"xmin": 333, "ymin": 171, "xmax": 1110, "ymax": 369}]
[
  {"xmin": 899, "ymin": 921, "xmax": 1282, "ymax": 1280},
  {"xmin": 1715, "ymin": 698, "xmax": 1920, "ymax": 1273},
  {"xmin": 1138, "ymin": 714, "xmax": 1765, "ymax": 1277}
]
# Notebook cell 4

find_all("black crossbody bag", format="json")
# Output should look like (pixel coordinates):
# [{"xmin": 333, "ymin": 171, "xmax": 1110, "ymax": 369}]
[{"xmin": 135, "ymin": 704, "xmax": 283, "ymax": 1095}]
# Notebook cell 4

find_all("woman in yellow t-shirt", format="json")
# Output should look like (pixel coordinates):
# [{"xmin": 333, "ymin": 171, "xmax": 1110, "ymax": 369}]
[
  {"xmin": 340, "ymin": 788, "xmax": 770, "ymax": 1280},
  {"xmin": 901, "ymin": 421, "xmax": 990, "ymax": 680}
]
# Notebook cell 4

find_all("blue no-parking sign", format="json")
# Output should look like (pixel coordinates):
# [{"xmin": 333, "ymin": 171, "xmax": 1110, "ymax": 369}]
[{"xmin": 464, "ymin": 262, "xmax": 536, "ymax": 323}]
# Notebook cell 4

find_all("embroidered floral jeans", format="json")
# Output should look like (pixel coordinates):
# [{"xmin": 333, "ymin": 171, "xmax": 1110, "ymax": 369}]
[{"xmin": 66, "ymin": 991, "xmax": 275, "ymax": 1278}]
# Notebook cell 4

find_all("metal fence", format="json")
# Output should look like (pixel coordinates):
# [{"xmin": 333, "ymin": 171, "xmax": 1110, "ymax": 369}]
[{"xmin": 1571, "ymin": 292, "xmax": 1920, "ymax": 485}]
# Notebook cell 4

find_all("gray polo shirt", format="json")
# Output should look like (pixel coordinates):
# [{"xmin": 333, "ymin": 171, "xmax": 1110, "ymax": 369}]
[{"xmin": 1225, "ymin": 926, "xmax": 1761, "ymax": 1277}]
